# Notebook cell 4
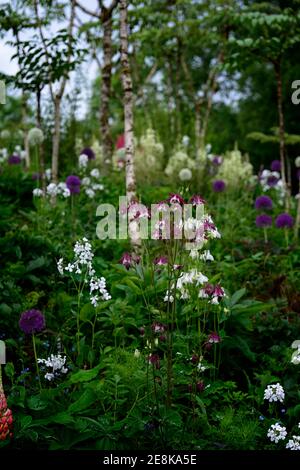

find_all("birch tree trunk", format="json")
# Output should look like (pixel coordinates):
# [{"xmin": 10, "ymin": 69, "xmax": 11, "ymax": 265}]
[
  {"xmin": 274, "ymin": 62, "xmax": 287, "ymax": 195},
  {"xmin": 100, "ymin": 11, "xmax": 113, "ymax": 164},
  {"xmin": 52, "ymin": 96, "xmax": 61, "ymax": 183},
  {"xmin": 21, "ymin": 92, "xmax": 30, "ymax": 169},
  {"xmin": 119, "ymin": 0, "xmax": 137, "ymax": 206}
]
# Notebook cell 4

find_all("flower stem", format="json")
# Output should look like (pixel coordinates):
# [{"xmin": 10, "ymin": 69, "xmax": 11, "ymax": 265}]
[{"xmin": 32, "ymin": 333, "xmax": 42, "ymax": 391}]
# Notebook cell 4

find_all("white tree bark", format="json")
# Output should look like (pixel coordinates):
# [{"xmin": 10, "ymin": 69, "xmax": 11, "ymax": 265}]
[{"xmin": 119, "ymin": 0, "xmax": 137, "ymax": 206}]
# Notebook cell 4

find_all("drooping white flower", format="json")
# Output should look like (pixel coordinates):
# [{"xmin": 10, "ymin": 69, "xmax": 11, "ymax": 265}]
[
  {"xmin": 79, "ymin": 153, "xmax": 88, "ymax": 169},
  {"xmin": 200, "ymin": 250, "xmax": 214, "ymax": 262},
  {"xmin": 90, "ymin": 168, "xmax": 100, "ymax": 178},
  {"xmin": 264, "ymin": 383, "xmax": 285, "ymax": 403},
  {"xmin": 33, "ymin": 188, "xmax": 44, "ymax": 197},
  {"xmin": 38, "ymin": 354, "xmax": 68, "ymax": 381},
  {"xmin": 57, "ymin": 258, "xmax": 64, "ymax": 275},
  {"xmin": 267, "ymin": 423, "xmax": 287, "ymax": 443}
]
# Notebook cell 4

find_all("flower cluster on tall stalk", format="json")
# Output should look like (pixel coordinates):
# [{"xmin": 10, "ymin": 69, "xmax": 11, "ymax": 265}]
[
  {"xmin": 57, "ymin": 238, "xmax": 111, "ymax": 358},
  {"xmin": 119, "ymin": 193, "xmax": 226, "ymax": 410}
]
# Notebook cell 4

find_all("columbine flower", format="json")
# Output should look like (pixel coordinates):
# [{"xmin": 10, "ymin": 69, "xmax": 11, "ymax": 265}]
[
  {"xmin": 275, "ymin": 213, "xmax": 294, "ymax": 229},
  {"xmin": 120, "ymin": 252, "xmax": 132, "ymax": 270},
  {"xmin": 45, "ymin": 168, "xmax": 52, "ymax": 180},
  {"xmin": 212, "ymin": 180, "xmax": 226, "ymax": 193},
  {"xmin": 148, "ymin": 354, "xmax": 160, "ymax": 369},
  {"xmin": 168, "ymin": 193, "xmax": 185, "ymax": 205},
  {"xmin": 190, "ymin": 195, "xmax": 206, "ymax": 205},
  {"xmin": 179, "ymin": 168, "xmax": 192, "ymax": 181},
  {"xmin": 8, "ymin": 154, "xmax": 21, "ymax": 165},
  {"xmin": 271, "ymin": 160, "xmax": 281, "ymax": 172},
  {"xmin": 286, "ymin": 436, "xmax": 300, "ymax": 450},
  {"xmin": 28, "ymin": 128, "xmax": 44, "ymax": 146},
  {"xmin": 256, "ymin": 214, "xmax": 272, "ymax": 228},
  {"xmin": 264, "ymin": 383, "xmax": 285, "ymax": 403},
  {"xmin": 151, "ymin": 322, "xmax": 166, "ymax": 334},
  {"xmin": 79, "ymin": 153, "xmax": 88, "ymax": 169},
  {"xmin": 295, "ymin": 156, "xmax": 300, "ymax": 168},
  {"xmin": 33, "ymin": 188, "xmax": 44, "ymax": 197},
  {"xmin": 90, "ymin": 168, "xmax": 100, "ymax": 178},
  {"xmin": 19, "ymin": 309, "xmax": 45, "ymax": 335},
  {"xmin": 267, "ymin": 423, "xmax": 287, "ymax": 443},
  {"xmin": 207, "ymin": 332, "xmax": 221, "ymax": 344},
  {"xmin": 66, "ymin": 175, "xmax": 81, "ymax": 194},
  {"xmin": 85, "ymin": 188, "xmax": 95, "ymax": 198},
  {"xmin": 154, "ymin": 256, "xmax": 168, "ymax": 266},
  {"xmin": 37, "ymin": 354, "xmax": 68, "ymax": 381},
  {"xmin": 255, "ymin": 195, "xmax": 273, "ymax": 210},
  {"xmin": 57, "ymin": 258, "xmax": 64, "ymax": 275},
  {"xmin": 80, "ymin": 147, "xmax": 95, "ymax": 160},
  {"xmin": 199, "ymin": 250, "xmax": 214, "ymax": 262}
]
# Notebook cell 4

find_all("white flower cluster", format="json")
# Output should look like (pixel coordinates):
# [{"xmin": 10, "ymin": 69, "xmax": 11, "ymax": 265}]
[
  {"xmin": 264, "ymin": 383, "xmax": 285, "ymax": 403},
  {"xmin": 217, "ymin": 148, "xmax": 253, "ymax": 188},
  {"xmin": 286, "ymin": 435, "xmax": 300, "ymax": 450},
  {"xmin": 260, "ymin": 169, "xmax": 285, "ymax": 201},
  {"xmin": 179, "ymin": 168, "xmax": 192, "ymax": 181},
  {"xmin": 164, "ymin": 269, "xmax": 209, "ymax": 302},
  {"xmin": 57, "ymin": 238, "xmax": 111, "ymax": 307},
  {"xmin": 38, "ymin": 354, "xmax": 68, "ymax": 381},
  {"xmin": 79, "ymin": 153, "xmax": 88, "ymax": 169},
  {"xmin": 81, "ymin": 169, "xmax": 104, "ymax": 199},
  {"xmin": 0, "ymin": 146, "xmax": 26, "ymax": 164},
  {"xmin": 267, "ymin": 423, "xmax": 287, "ymax": 443},
  {"xmin": 291, "ymin": 341, "xmax": 300, "ymax": 365},
  {"xmin": 33, "ymin": 181, "xmax": 71, "ymax": 199}
]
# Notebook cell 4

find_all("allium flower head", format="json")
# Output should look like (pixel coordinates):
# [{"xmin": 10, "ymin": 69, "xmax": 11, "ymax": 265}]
[
  {"xmin": 275, "ymin": 213, "xmax": 294, "ymax": 229},
  {"xmin": 28, "ymin": 127, "xmax": 44, "ymax": 146},
  {"xmin": 19, "ymin": 309, "xmax": 45, "ymax": 335},
  {"xmin": 8, "ymin": 154, "xmax": 21, "ymax": 165},
  {"xmin": 271, "ymin": 160, "xmax": 281, "ymax": 172},
  {"xmin": 255, "ymin": 195, "xmax": 273, "ymax": 210},
  {"xmin": 256, "ymin": 214, "xmax": 272, "ymax": 228},
  {"xmin": 80, "ymin": 147, "xmax": 95, "ymax": 160},
  {"xmin": 212, "ymin": 180, "xmax": 226, "ymax": 193},
  {"xmin": 66, "ymin": 175, "xmax": 81, "ymax": 194},
  {"xmin": 179, "ymin": 168, "xmax": 192, "ymax": 181},
  {"xmin": 267, "ymin": 175, "xmax": 279, "ymax": 187},
  {"xmin": 211, "ymin": 155, "xmax": 223, "ymax": 166},
  {"xmin": 267, "ymin": 423, "xmax": 287, "ymax": 443},
  {"xmin": 264, "ymin": 383, "xmax": 285, "ymax": 403}
]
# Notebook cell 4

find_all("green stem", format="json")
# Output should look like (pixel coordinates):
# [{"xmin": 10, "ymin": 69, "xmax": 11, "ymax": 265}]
[{"xmin": 32, "ymin": 333, "xmax": 42, "ymax": 391}]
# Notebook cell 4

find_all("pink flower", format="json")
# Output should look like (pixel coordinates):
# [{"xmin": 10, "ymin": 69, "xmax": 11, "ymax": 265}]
[
  {"xmin": 190, "ymin": 195, "xmax": 206, "ymax": 205},
  {"xmin": 168, "ymin": 193, "xmax": 185, "ymax": 205},
  {"xmin": 207, "ymin": 332, "xmax": 221, "ymax": 344},
  {"xmin": 154, "ymin": 256, "xmax": 168, "ymax": 266},
  {"xmin": 119, "ymin": 252, "xmax": 132, "ymax": 270},
  {"xmin": 116, "ymin": 134, "xmax": 125, "ymax": 149}
]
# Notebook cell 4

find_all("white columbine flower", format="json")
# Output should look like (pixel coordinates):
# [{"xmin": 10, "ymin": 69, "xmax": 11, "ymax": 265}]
[
  {"xmin": 82, "ymin": 177, "xmax": 91, "ymax": 186},
  {"xmin": 57, "ymin": 258, "xmax": 64, "ymax": 275},
  {"xmin": 267, "ymin": 423, "xmax": 287, "ymax": 443},
  {"xmin": 85, "ymin": 188, "xmax": 95, "ymax": 199},
  {"xmin": 200, "ymin": 250, "xmax": 214, "ymax": 262},
  {"xmin": 90, "ymin": 168, "xmax": 100, "ymax": 179},
  {"xmin": 33, "ymin": 188, "xmax": 44, "ymax": 197},
  {"xmin": 264, "ymin": 383, "xmax": 285, "ymax": 403},
  {"xmin": 45, "ymin": 168, "xmax": 52, "ymax": 180},
  {"xmin": 79, "ymin": 153, "xmax": 88, "ymax": 169}
]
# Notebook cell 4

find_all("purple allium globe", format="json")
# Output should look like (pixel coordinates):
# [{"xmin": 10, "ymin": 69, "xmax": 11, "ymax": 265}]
[
  {"xmin": 255, "ymin": 195, "xmax": 273, "ymax": 210},
  {"xmin": 8, "ymin": 154, "xmax": 21, "ymax": 165},
  {"xmin": 66, "ymin": 175, "xmax": 81, "ymax": 194},
  {"xmin": 80, "ymin": 147, "xmax": 95, "ymax": 160},
  {"xmin": 212, "ymin": 155, "xmax": 223, "ymax": 166},
  {"xmin": 275, "ymin": 213, "xmax": 294, "ymax": 229},
  {"xmin": 19, "ymin": 309, "xmax": 45, "ymax": 335},
  {"xmin": 256, "ymin": 214, "xmax": 272, "ymax": 228},
  {"xmin": 212, "ymin": 180, "xmax": 226, "ymax": 193},
  {"xmin": 271, "ymin": 160, "xmax": 281, "ymax": 172}
]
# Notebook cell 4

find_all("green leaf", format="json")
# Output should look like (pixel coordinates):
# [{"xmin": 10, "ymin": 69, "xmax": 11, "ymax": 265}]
[
  {"xmin": 69, "ymin": 364, "xmax": 102, "ymax": 384},
  {"xmin": 4, "ymin": 362, "xmax": 15, "ymax": 379},
  {"xmin": 26, "ymin": 256, "xmax": 45, "ymax": 272},
  {"xmin": 80, "ymin": 303, "xmax": 95, "ymax": 322},
  {"xmin": 68, "ymin": 388, "xmax": 96, "ymax": 413},
  {"xmin": 27, "ymin": 395, "xmax": 48, "ymax": 411}
]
